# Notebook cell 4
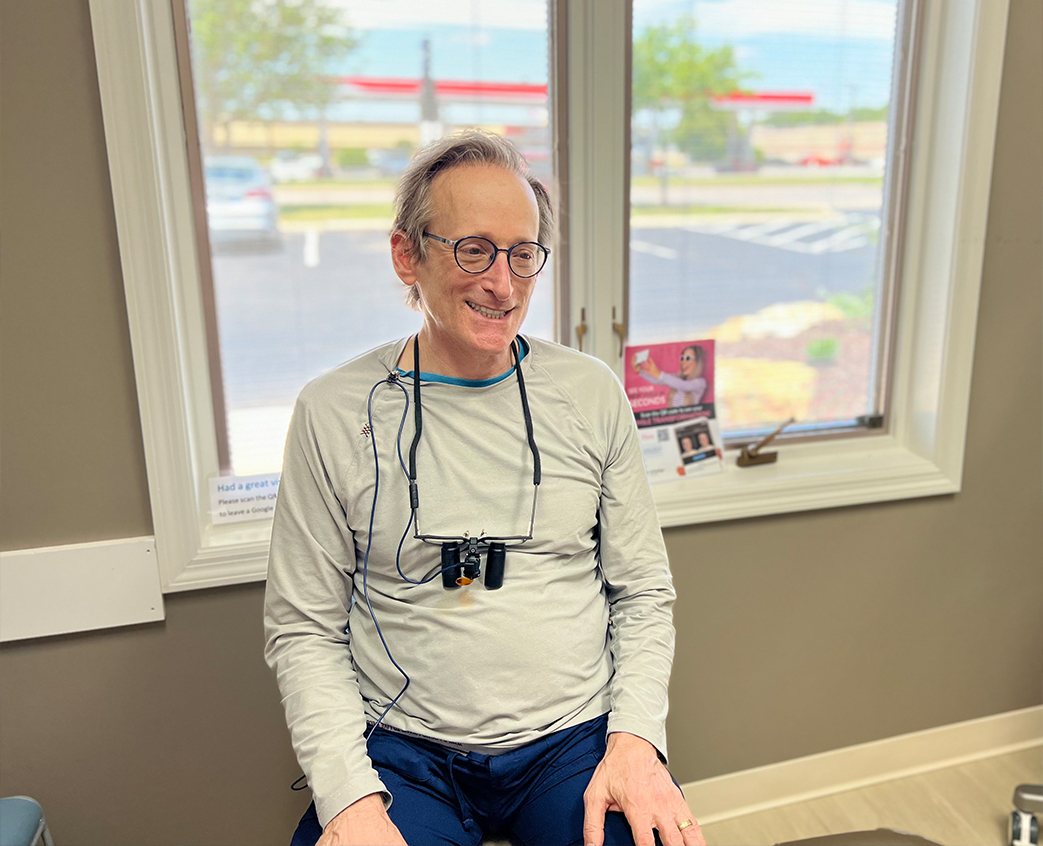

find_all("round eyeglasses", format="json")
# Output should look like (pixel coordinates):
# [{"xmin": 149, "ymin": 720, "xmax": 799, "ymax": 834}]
[{"xmin": 424, "ymin": 232, "xmax": 550, "ymax": 278}]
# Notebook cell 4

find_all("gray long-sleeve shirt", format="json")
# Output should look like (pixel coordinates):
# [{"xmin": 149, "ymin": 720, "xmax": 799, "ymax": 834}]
[{"xmin": 264, "ymin": 337, "xmax": 676, "ymax": 827}]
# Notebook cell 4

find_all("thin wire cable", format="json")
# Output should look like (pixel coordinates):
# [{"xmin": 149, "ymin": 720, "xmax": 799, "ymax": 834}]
[
  {"xmin": 361, "ymin": 375, "xmax": 413, "ymax": 739},
  {"xmin": 289, "ymin": 371, "xmax": 413, "ymax": 789}
]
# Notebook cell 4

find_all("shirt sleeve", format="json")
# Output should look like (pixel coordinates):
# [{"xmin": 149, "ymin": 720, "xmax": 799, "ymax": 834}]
[
  {"xmin": 263, "ymin": 393, "xmax": 389, "ymax": 828},
  {"xmin": 596, "ymin": 376, "xmax": 677, "ymax": 761}
]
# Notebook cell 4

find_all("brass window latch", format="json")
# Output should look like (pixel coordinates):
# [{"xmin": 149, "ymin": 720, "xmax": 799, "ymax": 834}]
[
  {"xmin": 611, "ymin": 306, "xmax": 626, "ymax": 358},
  {"xmin": 737, "ymin": 417, "xmax": 796, "ymax": 467},
  {"xmin": 573, "ymin": 307, "xmax": 625, "ymax": 356}
]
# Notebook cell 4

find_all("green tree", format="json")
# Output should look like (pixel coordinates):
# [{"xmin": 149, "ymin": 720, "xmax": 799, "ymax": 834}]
[
  {"xmin": 632, "ymin": 16, "xmax": 749, "ymax": 164},
  {"xmin": 188, "ymin": 0, "xmax": 356, "ymax": 154},
  {"xmin": 763, "ymin": 105, "xmax": 889, "ymax": 127}
]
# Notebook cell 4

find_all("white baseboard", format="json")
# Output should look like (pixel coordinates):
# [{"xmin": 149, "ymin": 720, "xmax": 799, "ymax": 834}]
[
  {"xmin": 682, "ymin": 705, "xmax": 1043, "ymax": 824},
  {"xmin": 0, "ymin": 537, "xmax": 164, "ymax": 642}
]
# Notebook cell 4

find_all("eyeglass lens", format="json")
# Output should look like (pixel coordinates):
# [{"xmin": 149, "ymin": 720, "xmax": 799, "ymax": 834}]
[{"xmin": 455, "ymin": 237, "xmax": 547, "ymax": 278}]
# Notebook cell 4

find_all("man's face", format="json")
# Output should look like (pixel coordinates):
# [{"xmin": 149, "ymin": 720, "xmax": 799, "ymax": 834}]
[{"xmin": 399, "ymin": 163, "xmax": 541, "ymax": 364}]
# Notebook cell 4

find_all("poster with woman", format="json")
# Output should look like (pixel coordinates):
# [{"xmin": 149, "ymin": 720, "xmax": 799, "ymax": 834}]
[
  {"xmin": 625, "ymin": 340, "xmax": 716, "ymax": 426},
  {"xmin": 623, "ymin": 340, "xmax": 723, "ymax": 482},
  {"xmin": 621, "ymin": 340, "xmax": 713, "ymax": 423}
]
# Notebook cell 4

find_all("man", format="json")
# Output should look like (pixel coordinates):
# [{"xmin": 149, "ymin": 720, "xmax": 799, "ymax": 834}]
[{"xmin": 264, "ymin": 130, "xmax": 703, "ymax": 846}]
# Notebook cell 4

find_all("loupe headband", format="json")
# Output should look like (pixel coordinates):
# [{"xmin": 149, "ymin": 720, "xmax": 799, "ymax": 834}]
[{"xmin": 406, "ymin": 334, "xmax": 541, "ymax": 547}]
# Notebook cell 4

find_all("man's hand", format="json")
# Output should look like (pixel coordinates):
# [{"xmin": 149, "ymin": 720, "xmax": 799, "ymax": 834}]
[
  {"xmin": 582, "ymin": 732, "xmax": 705, "ymax": 846},
  {"xmin": 316, "ymin": 793, "xmax": 409, "ymax": 846}
]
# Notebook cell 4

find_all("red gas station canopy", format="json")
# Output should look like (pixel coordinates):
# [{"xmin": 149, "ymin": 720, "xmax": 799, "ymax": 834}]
[
  {"xmin": 337, "ymin": 76, "xmax": 548, "ymax": 102},
  {"xmin": 710, "ymin": 91, "xmax": 815, "ymax": 111},
  {"xmin": 335, "ymin": 78, "xmax": 814, "ymax": 112}
]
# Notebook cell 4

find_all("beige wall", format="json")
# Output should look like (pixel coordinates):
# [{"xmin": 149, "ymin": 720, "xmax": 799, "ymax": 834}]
[
  {"xmin": 1, "ymin": 2, "xmax": 1040, "ymax": 844},
  {"xmin": 0, "ymin": 1, "xmax": 151, "ymax": 547}
]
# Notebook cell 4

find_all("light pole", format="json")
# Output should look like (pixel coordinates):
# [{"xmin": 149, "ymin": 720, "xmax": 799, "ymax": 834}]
[{"xmin": 419, "ymin": 37, "xmax": 443, "ymax": 145}]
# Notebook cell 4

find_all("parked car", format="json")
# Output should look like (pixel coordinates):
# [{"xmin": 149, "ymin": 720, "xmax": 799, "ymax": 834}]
[
  {"xmin": 204, "ymin": 156, "xmax": 280, "ymax": 250},
  {"xmin": 366, "ymin": 147, "xmax": 413, "ymax": 177},
  {"xmin": 269, "ymin": 151, "xmax": 323, "ymax": 183},
  {"xmin": 799, "ymin": 152, "xmax": 843, "ymax": 167}
]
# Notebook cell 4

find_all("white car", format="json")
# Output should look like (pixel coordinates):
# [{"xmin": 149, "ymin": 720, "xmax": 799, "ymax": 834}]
[
  {"xmin": 204, "ymin": 156, "xmax": 280, "ymax": 249},
  {"xmin": 270, "ymin": 151, "xmax": 323, "ymax": 183}
]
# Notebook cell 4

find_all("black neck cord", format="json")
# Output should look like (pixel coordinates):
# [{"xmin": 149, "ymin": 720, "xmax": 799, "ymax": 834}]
[
  {"xmin": 405, "ymin": 334, "xmax": 541, "ymax": 494},
  {"xmin": 406, "ymin": 336, "xmax": 423, "ymax": 508},
  {"xmin": 512, "ymin": 341, "xmax": 542, "ymax": 486}
]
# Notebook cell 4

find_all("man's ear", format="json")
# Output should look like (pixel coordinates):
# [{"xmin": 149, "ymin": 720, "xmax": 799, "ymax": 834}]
[{"xmin": 391, "ymin": 231, "xmax": 420, "ymax": 287}]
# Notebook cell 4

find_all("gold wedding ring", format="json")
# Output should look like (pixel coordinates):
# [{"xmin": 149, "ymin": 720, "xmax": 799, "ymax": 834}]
[{"xmin": 678, "ymin": 819, "xmax": 694, "ymax": 831}]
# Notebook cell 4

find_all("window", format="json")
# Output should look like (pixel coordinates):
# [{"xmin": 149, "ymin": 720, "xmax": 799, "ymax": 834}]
[
  {"xmin": 88, "ymin": 0, "xmax": 1009, "ymax": 590},
  {"xmin": 176, "ymin": 0, "xmax": 555, "ymax": 477},
  {"xmin": 628, "ymin": 0, "xmax": 908, "ymax": 440}
]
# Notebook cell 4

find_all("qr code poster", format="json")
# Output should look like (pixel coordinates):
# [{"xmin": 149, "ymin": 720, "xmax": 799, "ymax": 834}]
[{"xmin": 625, "ymin": 340, "xmax": 723, "ymax": 483}]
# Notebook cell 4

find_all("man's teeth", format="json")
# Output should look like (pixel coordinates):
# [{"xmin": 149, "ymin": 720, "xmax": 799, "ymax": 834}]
[{"xmin": 467, "ymin": 302, "xmax": 509, "ymax": 319}]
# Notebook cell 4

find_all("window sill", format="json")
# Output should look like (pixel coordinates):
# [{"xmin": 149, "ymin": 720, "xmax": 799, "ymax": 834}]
[
  {"xmin": 653, "ymin": 433, "xmax": 954, "ymax": 528},
  {"xmin": 162, "ymin": 522, "xmax": 272, "ymax": 593},
  {"xmin": 167, "ymin": 431, "xmax": 956, "ymax": 593}
]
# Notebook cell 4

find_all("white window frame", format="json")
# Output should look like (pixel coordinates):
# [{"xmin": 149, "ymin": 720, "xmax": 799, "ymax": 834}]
[{"xmin": 89, "ymin": 0, "xmax": 1009, "ymax": 592}]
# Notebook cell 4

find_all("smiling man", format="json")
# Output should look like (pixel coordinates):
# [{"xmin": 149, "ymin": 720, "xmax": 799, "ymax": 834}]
[{"xmin": 264, "ymin": 130, "xmax": 703, "ymax": 846}]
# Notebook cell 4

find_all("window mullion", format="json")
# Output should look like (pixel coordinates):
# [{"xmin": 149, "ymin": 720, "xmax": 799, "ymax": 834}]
[{"xmin": 563, "ymin": 0, "xmax": 630, "ymax": 368}]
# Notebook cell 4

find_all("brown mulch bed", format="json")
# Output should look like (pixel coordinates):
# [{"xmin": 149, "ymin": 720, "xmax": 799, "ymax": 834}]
[{"xmin": 715, "ymin": 318, "xmax": 873, "ymax": 425}]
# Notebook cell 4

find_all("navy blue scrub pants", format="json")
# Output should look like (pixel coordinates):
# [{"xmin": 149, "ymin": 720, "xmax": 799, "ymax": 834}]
[{"xmin": 290, "ymin": 713, "xmax": 665, "ymax": 846}]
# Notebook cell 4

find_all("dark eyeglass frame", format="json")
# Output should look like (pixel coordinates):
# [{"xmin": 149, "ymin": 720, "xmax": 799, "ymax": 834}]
[{"xmin": 423, "ymin": 231, "xmax": 550, "ymax": 279}]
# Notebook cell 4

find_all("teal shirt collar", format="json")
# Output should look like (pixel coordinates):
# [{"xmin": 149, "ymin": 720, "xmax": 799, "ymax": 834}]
[{"xmin": 397, "ymin": 336, "xmax": 529, "ymax": 387}]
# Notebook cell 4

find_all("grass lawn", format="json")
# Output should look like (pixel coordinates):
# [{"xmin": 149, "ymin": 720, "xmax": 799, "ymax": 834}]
[
  {"xmin": 279, "ymin": 203, "xmax": 807, "ymax": 224},
  {"xmin": 630, "ymin": 204, "xmax": 804, "ymax": 216},
  {"xmin": 274, "ymin": 173, "xmax": 883, "ymax": 194},
  {"xmin": 280, "ymin": 204, "xmax": 393, "ymax": 222},
  {"xmin": 631, "ymin": 174, "xmax": 883, "ymax": 188},
  {"xmin": 274, "ymin": 178, "xmax": 396, "ymax": 191}
]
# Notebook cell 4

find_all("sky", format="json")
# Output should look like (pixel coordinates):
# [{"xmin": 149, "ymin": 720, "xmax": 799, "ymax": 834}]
[
  {"xmin": 633, "ymin": 0, "xmax": 899, "ymax": 40},
  {"xmin": 333, "ymin": 0, "xmax": 898, "ymax": 39},
  {"xmin": 316, "ymin": 0, "xmax": 900, "ymax": 123}
]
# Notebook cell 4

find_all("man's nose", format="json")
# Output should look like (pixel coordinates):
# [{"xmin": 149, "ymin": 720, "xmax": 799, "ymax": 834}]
[{"xmin": 482, "ymin": 251, "xmax": 515, "ymax": 301}]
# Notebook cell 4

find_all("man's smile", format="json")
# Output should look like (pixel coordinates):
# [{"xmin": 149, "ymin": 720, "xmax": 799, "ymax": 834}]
[{"xmin": 466, "ymin": 301, "xmax": 512, "ymax": 320}]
